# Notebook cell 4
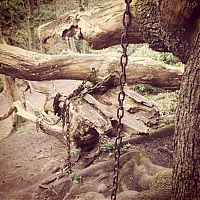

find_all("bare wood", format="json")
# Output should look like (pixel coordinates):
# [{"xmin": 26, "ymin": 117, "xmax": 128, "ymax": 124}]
[
  {"xmin": 84, "ymin": 94, "xmax": 149, "ymax": 133},
  {"xmin": 0, "ymin": 101, "xmax": 66, "ymax": 145},
  {"xmin": 38, "ymin": 1, "xmax": 144, "ymax": 49},
  {"xmin": 125, "ymin": 89, "xmax": 155, "ymax": 108},
  {"xmin": 0, "ymin": 44, "xmax": 182, "ymax": 90}
]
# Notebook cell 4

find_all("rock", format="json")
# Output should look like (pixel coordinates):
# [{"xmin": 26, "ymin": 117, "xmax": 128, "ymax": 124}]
[
  {"xmin": 78, "ymin": 191, "xmax": 107, "ymax": 200},
  {"xmin": 97, "ymin": 183, "xmax": 108, "ymax": 193},
  {"xmin": 117, "ymin": 190, "xmax": 139, "ymax": 200}
]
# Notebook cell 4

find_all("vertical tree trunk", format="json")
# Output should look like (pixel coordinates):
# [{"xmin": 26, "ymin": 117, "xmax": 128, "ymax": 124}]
[
  {"xmin": 37, "ymin": 0, "xmax": 41, "ymax": 25},
  {"xmin": 27, "ymin": 0, "xmax": 36, "ymax": 50},
  {"xmin": 0, "ymin": 28, "xmax": 25, "ymax": 131},
  {"xmin": 2, "ymin": 76, "xmax": 24, "ymax": 131},
  {"xmin": 36, "ymin": 0, "xmax": 44, "ymax": 53},
  {"xmin": 172, "ymin": 29, "xmax": 200, "ymax": 200}
]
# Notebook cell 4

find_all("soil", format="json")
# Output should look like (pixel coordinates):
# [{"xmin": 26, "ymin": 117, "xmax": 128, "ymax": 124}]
[{"xmin": 0, "ymin": 81, "xmax": 173, "ymax": 200}]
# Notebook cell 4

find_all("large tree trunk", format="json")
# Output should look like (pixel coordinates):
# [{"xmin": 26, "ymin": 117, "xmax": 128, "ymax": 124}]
[
  {"xmin": 0, "ymin": 44, "xmax": 182, "ymax": 90},
  {"xmin": 172, "ymin": 29, "xmax": 200, "ymax": 200}
]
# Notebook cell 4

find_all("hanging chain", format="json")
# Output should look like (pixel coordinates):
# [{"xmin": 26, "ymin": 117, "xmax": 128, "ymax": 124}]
[
  {"xmin": 60, "ymin": 68, "xmax": 96, "ymax": 173},
  {"xmin": 62, "ymin": 101, "xmax": 72, "ymax": 173},
  {"xmin": 111, "ymin": 1, "xmax": 132, "ymax": 200}
]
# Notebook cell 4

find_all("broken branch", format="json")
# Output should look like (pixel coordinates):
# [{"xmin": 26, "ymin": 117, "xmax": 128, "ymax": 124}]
[{"xmin": 0, "ymin": 44, "xmax": 182, "ymax": 90}]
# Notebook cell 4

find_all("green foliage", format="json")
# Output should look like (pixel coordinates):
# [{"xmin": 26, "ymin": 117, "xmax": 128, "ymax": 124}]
[
  {"xmin": 70, "ymin": 147, "xmax": 80, "ymax": 156},
  {"xmin": 146, "ymin": 92, "xmax": 179, "ymax": 114},
  {"xmin": 130, "ymin": 44, "xmax": 180, "ymax": 66},
  {"xmin": 34, "ymin": 3, "xmax": 56, "ymax": 25},
  {"xmin": 0, "ymin": 0, "xmax": 26, "ymax": 35},
  {"xmin": 159, "ymin": 119, "xmax": 175, "ymax": 127},
  {"xmin": 133, "ymin": 84, "xmax": 160, "ymax": 94},
  {"xmin": 100, "ymin": 142, "xmax": 115, "ymax": 152},
  {"xmin": 121, "ymin": 143, "xmax": 131, "ymax": 153},
  {"xmin": 72, "ymin": 174, "xmax": 83, "ymax": 183},
  {"xmin": 100, "ymin": 142, "xmax": 131, "ymax": 153}
]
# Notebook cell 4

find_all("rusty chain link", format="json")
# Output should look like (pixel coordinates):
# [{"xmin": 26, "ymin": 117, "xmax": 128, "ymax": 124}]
[{"xmin": 111, "ymin": 0, "xmax": 132, "ymax": 199}]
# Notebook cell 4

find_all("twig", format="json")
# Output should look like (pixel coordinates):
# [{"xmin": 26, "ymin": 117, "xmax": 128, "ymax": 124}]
[{"xmin": 42, "ymin": 177, "xmax": 57, "ymax": 185}]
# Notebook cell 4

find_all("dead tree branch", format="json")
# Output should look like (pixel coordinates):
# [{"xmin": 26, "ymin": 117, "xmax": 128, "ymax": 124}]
[{"xmin": 0, "ymin": 44, "xmax": 182, "ymax": 90}]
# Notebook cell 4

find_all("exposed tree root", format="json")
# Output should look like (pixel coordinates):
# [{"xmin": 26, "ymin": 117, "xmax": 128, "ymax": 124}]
[
  {"xmin": 121, "ymin": 125, "xmax": 174, "ymax": 146},
  {"xmin": 157, "ymin": 146, "xmax": 173, "ymax": 158},
  {"xmin": 46, "ymin": 151, "xmax": 172, "ymax": 200}
]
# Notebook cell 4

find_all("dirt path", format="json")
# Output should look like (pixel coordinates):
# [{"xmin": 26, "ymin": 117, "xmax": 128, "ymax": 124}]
[
  {"xmin": 0, "ymin": 94, "xmax": 12, "ymax": 140},
  {"xmin": 0, "ymin": 80, "xmax": 81, "ymax": 199},
  {"xmin": 0, "ymin": 122, "xmax": 67, "ymax": 200}
]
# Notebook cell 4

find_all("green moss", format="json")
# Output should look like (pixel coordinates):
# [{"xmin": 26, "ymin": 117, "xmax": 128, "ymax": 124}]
[
  {"xmin": 149, "ymin": 169, "xmax": 172, "ymax": 190},
  {"xmin": 159, "ymin": 119, "xmax": 175, "ymax": 127},
  {"xmin": 14, "ymin": 122, "xmax": 35, "ymax": 134},
  {"xmin": 71, "ymin": 173, "xmax": 83, "ymax": 183},
  {"xmin": 132, "ymin": 84, "xmax": 160, "ymax": 94},
  {"xmin": 100, "ymin": 142, "xmax": 115, "ymax": 152},
  {"xmin": 131, "ymin": 44, "xmax": 181, "ymax": 66},
  {"xmin": 145, "ymin": 92, "xmax": 178, "ymax": 114}
]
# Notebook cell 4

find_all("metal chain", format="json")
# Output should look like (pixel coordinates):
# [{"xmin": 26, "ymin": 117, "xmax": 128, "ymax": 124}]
[
  {"xmin": 62, "ymin": 101, "xmax": 72, "ymax": 173},
  {"xmin": 60, "ymin": 67, "xmax": 113, "ymax": 173},
  {"xmin": 111, "ymin": 1, "xmax": 132, "ymax": 200},
  {"xmin": 38, "ymin": 67, "xmax": 111, "ymax": 173},
  {"xmin": 65, "ymin": 68, "xmax": 96, "ymax": 101},
  {"xmin": 61, "ymin": 68, "xmax": 96, "ymax": 173}
]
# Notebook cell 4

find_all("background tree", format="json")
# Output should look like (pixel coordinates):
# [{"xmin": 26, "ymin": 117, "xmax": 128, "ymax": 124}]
[{"xmin": 27, "ymin": 0, "xmax": 36, "ymax": 50}]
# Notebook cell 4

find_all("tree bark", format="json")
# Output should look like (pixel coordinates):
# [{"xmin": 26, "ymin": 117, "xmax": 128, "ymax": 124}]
[
  {"xmin": 172, "ymin": 28, "xmax": 200, "ymax": 200},
  {"xmin": 0, "ymin": 44, "xmax": 182, "ymax": 90},
  {"xmin": 27, "ymin": 0, "xmax": 36, "ymax": 50}
]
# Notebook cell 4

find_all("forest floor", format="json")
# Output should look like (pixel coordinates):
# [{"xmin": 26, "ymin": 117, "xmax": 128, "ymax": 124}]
[{"xmin": 0, "ymin": 81, "xmax": 174, "ymax": 200}]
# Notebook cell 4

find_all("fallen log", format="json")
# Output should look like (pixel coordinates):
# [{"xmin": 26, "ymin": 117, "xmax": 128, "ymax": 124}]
[
  {"xmin": 0, "ymin": 44, "xmax": 182, "ymax": 90},
  {"xmin": 95, "ymin": 88, "xmax": 160, "ymax": 128},
  {"xmin": 0, "ymin": 89, "xmax": 172, "ymax": 148},
  {"xmin": 38, "ymin": 0, "xmax": 195, "ymax": 63},
  {"xmin": 38, "ymin": 1, "xmax": 144, "ymax": 49}
]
